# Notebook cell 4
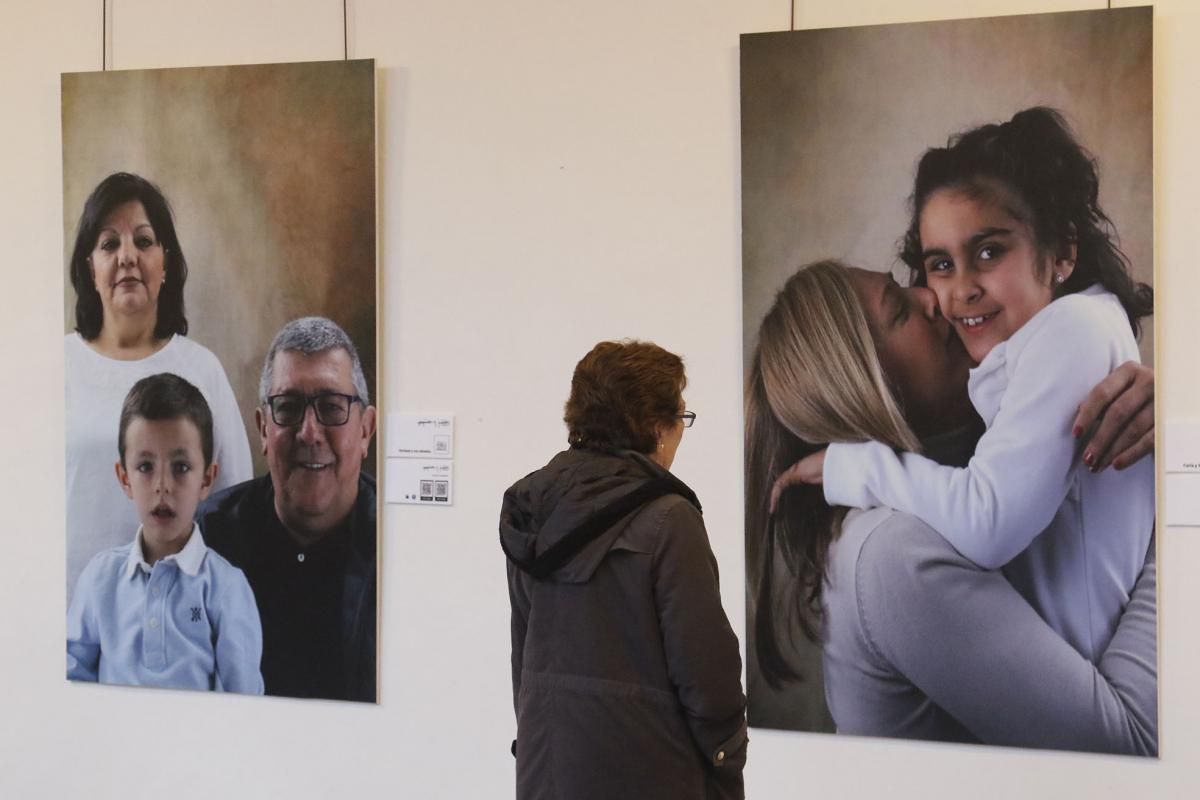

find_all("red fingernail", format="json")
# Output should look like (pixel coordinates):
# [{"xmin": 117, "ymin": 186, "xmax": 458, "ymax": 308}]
[
  {"xmin": 1072, "ymin": 425, "xmax": 1082, "ymax": 437},
  {"xmin": 1083, "ymin": 450, "xmax": 1093, "ymax": 466}
]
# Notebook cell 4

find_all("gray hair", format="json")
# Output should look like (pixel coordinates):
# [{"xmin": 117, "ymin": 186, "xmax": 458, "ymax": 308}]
[{"xmin": 259, "ymin": 316, "xmax": 371, "ymax": 405}]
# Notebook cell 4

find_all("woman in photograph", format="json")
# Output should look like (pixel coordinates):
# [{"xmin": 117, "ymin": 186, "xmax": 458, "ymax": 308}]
[
  {"xmin": 65, "ymin": 172, "xmax": 252, "ymax": 601},
  {"xmin": 746, "ymin": 261, "xmax": 1156, "ymax": 753},
  {"xmin": 501, "ymin": 340, "xmax": 747, "ymax": 799}
]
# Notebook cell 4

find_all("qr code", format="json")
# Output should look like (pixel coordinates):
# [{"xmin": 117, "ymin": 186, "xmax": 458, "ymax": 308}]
[{"xmin": 434, "ymin": 481, "xmax": 448, "ymax": 497}]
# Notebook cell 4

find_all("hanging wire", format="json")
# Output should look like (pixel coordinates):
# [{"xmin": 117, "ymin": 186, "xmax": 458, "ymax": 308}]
[{"xmin": 99, "ymin": 0, "xmax": 355, "ymax": 67}]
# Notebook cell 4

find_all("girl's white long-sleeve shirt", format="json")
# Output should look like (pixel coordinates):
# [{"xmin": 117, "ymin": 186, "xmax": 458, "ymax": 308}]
[{"xmin": 823, "ymin": 285, "xmax": 1154, "ymax": 662}]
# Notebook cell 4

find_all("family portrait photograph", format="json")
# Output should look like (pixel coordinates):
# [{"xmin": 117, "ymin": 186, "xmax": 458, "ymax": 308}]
[{"xmin": 62, "ymin": 58, "xmax": 380, "ymax": 703}]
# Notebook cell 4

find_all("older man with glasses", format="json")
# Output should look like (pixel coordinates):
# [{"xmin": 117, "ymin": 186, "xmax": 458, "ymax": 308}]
[{"xmin": 198, "ymin": 316, "xmax": 378, "ymax": 702}]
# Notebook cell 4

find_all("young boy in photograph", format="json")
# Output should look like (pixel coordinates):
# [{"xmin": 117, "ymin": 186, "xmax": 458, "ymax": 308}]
[{"xmin": 67, "ymin": 373, "xmax": 263, "ymax": 694}]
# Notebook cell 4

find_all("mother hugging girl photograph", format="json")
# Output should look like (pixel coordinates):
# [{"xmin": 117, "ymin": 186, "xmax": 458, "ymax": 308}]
[{"xmin": 740, "ymin": 7, "xmax": 1156, "ymax": 755}]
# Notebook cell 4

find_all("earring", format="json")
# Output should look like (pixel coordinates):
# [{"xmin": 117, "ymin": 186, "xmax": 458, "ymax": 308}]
[
  {"xmin": 657, "ymin": 441, "xmax": 664, "ymax": 450},
  {"xmin": 1054, "ymin": 273, "xmax": 1065, "ymax": 284}
]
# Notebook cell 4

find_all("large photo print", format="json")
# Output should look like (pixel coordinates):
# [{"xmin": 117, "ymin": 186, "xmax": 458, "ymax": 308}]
[
  {"xmin": 741, "ymin": 8, "xmax": 1156, "ymax": 753},
  {"xmin": 62, "ymin": 59, "xmax": 379, "ymax": 702}
]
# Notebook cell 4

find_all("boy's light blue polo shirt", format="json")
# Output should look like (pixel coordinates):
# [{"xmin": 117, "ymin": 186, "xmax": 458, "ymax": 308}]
[{"xmin": 67, "ymin": 525, "xmax": 264, "ymax": 694}]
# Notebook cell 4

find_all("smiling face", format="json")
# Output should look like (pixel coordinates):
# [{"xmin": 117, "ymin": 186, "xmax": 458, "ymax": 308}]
[
  {"xmin": 846, "ymin": 267, "xmax": 975, "ymax": 438},
  {"xmin": 257, "ymin": 348, "xmax": 377, "ymax": 543},
  {"xmin": 117, "ymin": 416, "xmax": 217, "ymax": 563},
  {"xmin": 88, "ymin": 200, "xmax": 166, "ymax": 326},
  {"xmin": 917, "ymin": 183, "xmax": 1071, "ymax": 363}
]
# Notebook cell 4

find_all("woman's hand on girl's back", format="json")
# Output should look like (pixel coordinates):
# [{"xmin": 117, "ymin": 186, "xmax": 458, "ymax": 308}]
[
  {"xmin": 769, "ymin": 449, "xmax": 826, "ymax": 514},
  {"xmin": 1072, "ymin": 361, "xmax": 1154, "ymax": 472}
]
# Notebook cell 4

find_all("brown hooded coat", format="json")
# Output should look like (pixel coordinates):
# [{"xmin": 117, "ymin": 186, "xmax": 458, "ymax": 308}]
[{"xmin": 501, "ymin": 448, "xmax": 747, "ymax": 800}]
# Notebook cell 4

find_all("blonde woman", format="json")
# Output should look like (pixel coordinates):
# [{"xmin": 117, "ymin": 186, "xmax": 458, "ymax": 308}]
[{"xmin": 746, "ymin": 260, "xmax": 1157, "ymax": 753}]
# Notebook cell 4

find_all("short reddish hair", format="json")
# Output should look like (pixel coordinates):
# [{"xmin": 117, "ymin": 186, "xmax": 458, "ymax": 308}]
[{"xmin": 564, "ymin": 340, "xmax": 686, "ymax": 453}]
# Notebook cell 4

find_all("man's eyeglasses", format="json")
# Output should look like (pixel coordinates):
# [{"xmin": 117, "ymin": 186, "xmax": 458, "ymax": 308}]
[
  {"xmin": 677, "ymin": 411, "xmax": 697, "ymax": 428},
  {"xmin": 265, "ymin": 392, "xmax": 363, "ymax": 427}
]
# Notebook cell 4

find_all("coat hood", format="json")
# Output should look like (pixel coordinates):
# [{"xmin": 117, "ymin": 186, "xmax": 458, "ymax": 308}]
[{"xmin": 499, "ymin": 447, "xmax": 700, "ymax": 583}]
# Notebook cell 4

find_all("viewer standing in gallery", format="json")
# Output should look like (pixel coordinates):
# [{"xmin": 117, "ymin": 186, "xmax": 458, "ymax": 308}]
[
  {"xmin": 500, "ymin": 340, "xmax": 747, "ymax": 799},
  {"xmin": 65, "ymin": 172, "xmax": 252, "ymax": 603},
  {"xmin": 198, "ymin": 317, "xmax": 377, "ymax": 703}
]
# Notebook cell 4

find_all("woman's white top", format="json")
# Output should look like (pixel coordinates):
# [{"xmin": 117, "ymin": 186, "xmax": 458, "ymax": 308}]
[
  {"xmin": 824, "ymin": 285, "xmax": 1154, "ymax": 662},
  {"xmin": 65, "ymin": 333, "xmax": 254, "ymax": 602}
]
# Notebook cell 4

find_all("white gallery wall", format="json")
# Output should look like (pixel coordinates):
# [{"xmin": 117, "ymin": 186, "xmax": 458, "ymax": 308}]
[{"xmin": 2, "ymin": 0, "xmax": 1196, "ymax": 797}]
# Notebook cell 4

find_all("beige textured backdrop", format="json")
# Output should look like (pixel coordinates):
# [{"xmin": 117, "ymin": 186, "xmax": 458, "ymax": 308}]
[
  {"xmin": 740, "ymin": 7, "xmax": 1152, "ymax": 734},
  {"xmin": 62, "ymin": 59, "xmax": 377, "ymax": 476}
]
